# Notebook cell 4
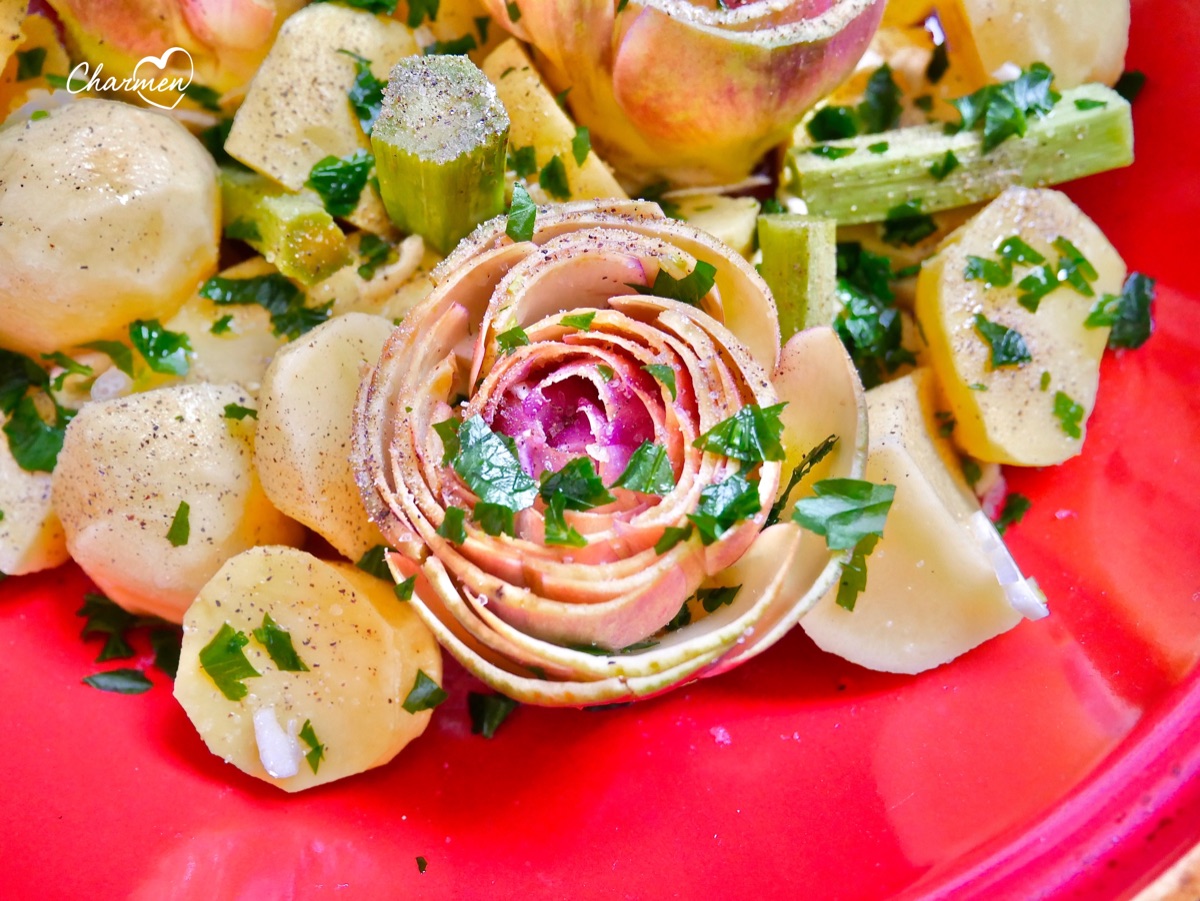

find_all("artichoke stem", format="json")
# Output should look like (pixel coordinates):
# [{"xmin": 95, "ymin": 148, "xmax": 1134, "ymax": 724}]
[
  {"xmin": 757, "ymin": 214, "xmax": 838, "ymax": 343},
  {"xmin": 371, "ymin": 55, "xmax": 510, "ymax": 255}
]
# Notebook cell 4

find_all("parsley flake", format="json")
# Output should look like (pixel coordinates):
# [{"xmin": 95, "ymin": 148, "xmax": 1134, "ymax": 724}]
[
  {"xmin": 694, "ymin": 404, "xmax": 786, "ymax": 464},
  {"xmin": 356, "ymin": 544, "xmax": 393, "ymax": 580},
  {"xmin": 129, "ymin": 319, "xmax": 191, "ymax": 375},
  {"xmin": 868, "ymin": 141, "xmax": 890, "ymax": 154},
  {"xmin": 198, "ymin": 623, "xmax": 261, "ymax": 701},
  {"xmin": 298, "ymin": 719, "xmax": 325, "ymax": 773},
  {"xmin": 538, "ymin": 154, "xmax": 571, "ymax": 200},
  {"xmin": 1053, "ymin": 391, "xmax": 1084, "ymax": 439},
  {"xmin": 468, "ymin": 692, "xmax": 519, "ymax": 738},
  {"xmin": 405, "ymin": 0, "xmax": 437, "ymax": 26},
  {"xmin": 994, "ymin": 492, "xmax": 1032, "ymax": 535},
  {"xmin": 16, "ymin": 47, "xmax": 46, "ymax": 81},
  {"xmin": 416, "ymin": 857, "xmax": 429, "ymax": 874},
  {"xmin": 612, "ymin": 441, "xmax": 675, "ymax": 495},
  {"xmin": 807, "ymin": 105, "xmax": 860, "ymax": 142},
  {"xmin": 792, "ymin": 478, "xmax": 895, "ymax": 550},
  {"xmin": 452, "ymin": 415, "xmax": 539, "ymax": 511},
  {"xmin": 403, "ymin": 669, "xmax": 448, "ymax": 713},
  {"xmin": 77, "ymin": 593, "xmax": 138, "ymax": 661},
  {"xmin": 0, "ymin": 348, "xmax": 48, "ymax": 414},
  {"xmin": 356, "ymin": 233, "xmax": 392, "ymax": 280},
  {"xmin": 166, "ymin": 501, "xmax": 191, "ymax": 547},
  {"xmin": 544, "ymin": 494, "xmax": 586, "ymax": 547},
  {"xmin": 223, "ymin": 403, "xmax": 256, "ymax": 421},
  {"xmin": 809, "ymin": 145, "xmax": 855, "ymax": 160},
  {"xmin": 688, "ymin": 471, "xmax": 761, "ymax": 545},
  {"xmin": 506, "ymin": 1, "xmax": 522, "ymax": 22},
  {"xmin": 964, "ymin": 255, "xmax": 1013, "ymax": 287},
  {"xmin": 1016, "ymin": 264, "xmax": 1058, "ymax": 312},
  {"xmin": 423, "ymin": 34, "xmax": 478, "ymax": 56},
  {"xmin": 395, "ymin": 575, "xmax": 416, "ymax": 601},
  {"xmin": 438, "ymin": 506, "xmax": 467, "ymax": 544},
  {"xmin": 496, "ymin": 325, "xmax": 530, "ymax": 355},
  {"xmin": 4, "ymin": 395, "xmax": 70, "ymax": 473},
  {"xmin": 882, "ymin": 200, "xmax": 937, "ymax": 246},
  {"xmin": 765, "ymin": 434, "xmax": 838, "ymax": 527},
  {"xmin": 654, "ymin": 524, "xmax": 693, "ymax": 555},
  {"xmin": 642, "ymin": 363, "xmax": 676, "ymax": 400},
  {"xmin": 1075, "ymin": 98, "xmax": 1108, "ymax": 111},
  {"xmin": 973, "ymin": 314, "xmax": 1032, "ymax": 368},
  {"xmin": 306, "ymin": 149, "xmax": 373, "ymax": 218},
  {"xmin": 339, "ymin": 50, "xmax": 386, "ymax": 135},
  {"xmin": 473, "ymin": 501, "xmax": 516, "ymax": 537},
  {"xmin": 950, "ymin": 63, "xmax": 1060, "ymax": 152},
  {"xmin": 596, "ymin": 363, "xmax": 615, "ymax": 382},
  {"xmin": 83, "ymin": 668, "xmax": 153, "ymax": 694},
  {"xmin": 572, "ymin": 125, "xmax": 591, "ymax": 166},
  {"xmin": 507, "ymin": 144, "xmax": 537, "ymax": 178},
  {"xmin": 433, "ymin": 417, "xmax": 461, "ymax": 466},
  {"xmin": 836, "ymin": 534, "xmax": 878, "ymax": 611},
  {"xmin": 210, "ymin": 315, "xmax": 234, "ymax": 335},
  {"xmin": 506, "ymin": 183, "xmax": 537, "ymax": 242},
  {"xmin": 200, "ymin": 273, "xmax": 330, "ymax": 340},
  {"xmin": 632, "ymin": 260, "xmax": 717, "ymax": 307},
  {"xmin": 560, "ymin": 311, "xmax": 596, "ymax": 330},
  {"xmin": 997, "ymin": 236, "xmax": 1046, "ymax": 265},
  {"xmin": 929, "ymin": 149, "xmax": 960, "ymax": 180},
  {"xmin": 1114, "ymin": 70, "xmax": 1145, "ymax": 103},
  {"xmin": 1086, "ymin": 272, "xmax": 1155, "ymax": 348},
  {"xmin": 834, "ymin": 280, "xmax": 914, "ymax": 389},
  {"xmin": 925, "ymin": 42, "xmax": 949, "ymax": 84},
  {"xmin": 697, "ymin": 584, "xmax": 741, "ymax": 613},
  {"xmin": 252, "ymin": 613, "xmax": 309, "ymax": 672},
  {"xmin": 540, "ymin": 457, "xmax": 614, "ymax": 510}
]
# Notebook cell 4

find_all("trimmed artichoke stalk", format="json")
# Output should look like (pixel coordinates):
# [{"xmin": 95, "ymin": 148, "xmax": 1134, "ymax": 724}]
[
  {"xmin": 786, "ymin": 84, "xmax": 1132, "ymax": 224},
  {"xmin": 757, "ymin": 214, "xmax": 838, "ymax": 342},
  {"xmin": 221, "ymin": 167, "xmax": 352, "ymax": 286},
  {"xmin": 371, "ymin": 55, "xmax": 510, "ymax": 254}
]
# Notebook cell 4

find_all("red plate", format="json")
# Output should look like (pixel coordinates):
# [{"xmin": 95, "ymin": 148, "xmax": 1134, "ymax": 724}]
[{"xmin": 2, "ymin": 1, "xmax": 1198, "ymax": 897}]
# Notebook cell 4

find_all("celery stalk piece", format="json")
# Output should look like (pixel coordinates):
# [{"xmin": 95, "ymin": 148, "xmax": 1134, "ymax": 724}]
[
  {"xmin": 757, "ymin": 214, "xmax": 838, "ymax": 342},
  {"xmin": 371, "ymin": 55, "xmax": 510, "ymax": 254},
  {"xmin": 221, "ymin": 168, "xmax": 353, "ymax": 286},
  {"xmin": 785, "ymin": 84, "xmax": 1132, "ymax": 224}
]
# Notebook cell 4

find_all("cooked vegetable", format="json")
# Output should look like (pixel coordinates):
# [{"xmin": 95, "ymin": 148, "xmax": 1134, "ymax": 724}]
[
  {"xmin": 255, "ymin": 312, "xmax": 394, "ymax": 562},
  {"xmin": 0, "ymin": 429, "xmax": 68, "ymax": 576},
  {"xmin": 51, "ymin": 383, "xmax": 304, "ymax": 622},
  {"xmin": 800, "ymin": 370, "xmax": 1046, "ymax": 673},
  {"xmin": 174, "ymin": 546, "xmax": 442, "ymax": 792},
  {"xmin": 757, "ymin": 214, "xmax": 839, "ymax": 341},
  {"xmin": 914, "ymin": 186, "xmax": 1126, "ymax": 465},
  {"xmin": 223, "ymin": 3, "xmax": 417, "ymax": 233},
  {"xmin": 0, "ymin": 100, "xmax": 219, "ymax": 356},
  {"xmin": 372, "ymin": 54, "xmax": 509, "ymax": 254},
  {"xmin": 785, "ymin": 83, "xmax": 1132, "ymax": 224}
]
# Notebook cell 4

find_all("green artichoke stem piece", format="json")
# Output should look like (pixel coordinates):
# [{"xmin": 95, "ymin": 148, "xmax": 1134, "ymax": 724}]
[
  {"xmin": 757, "ymin": 213, "xmax": 838, "ymax": 343},
  {"xmin": 220, "ymin": 168, "xmax": 352, "ymax": 286},
  {"xmin": 786, "ymin": 84, "xmax": 1132, "ymax": 224},
  {"xmin": 371, "ymin": 55, "xmax": 510, "ymax": 255}
]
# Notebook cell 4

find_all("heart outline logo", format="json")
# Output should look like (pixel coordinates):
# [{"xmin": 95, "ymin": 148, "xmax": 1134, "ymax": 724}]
[{"xmin": 131, "ymin": 47, "xmax": 195, "ymax": 110}]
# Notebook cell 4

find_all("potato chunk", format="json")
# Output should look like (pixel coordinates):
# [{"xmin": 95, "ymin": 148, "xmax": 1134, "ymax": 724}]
[
  {"xmin": 51, "ymin": 384, "xmax": 303, "ymax": 621},
  {"xmin": 0, "ymin": 99, "xmax": 219, "ymax": 356},
  {"xmin": 255, "ymin": 313, "xmax": 394, "ymax": 562},
  {"xmin": 801, "ymin": 371, "xmax": 1045, "ymax": 674},
  {"xmin": 174, "ymin": 546, "xmax": 442, "ymax": 792},
  {"xmin": 0, "ymin": 432, "xmax": 68, "ymax": 576},
  {"xmin": 915, "ymin": 186, "xmax": 1125, "ymax": 466}
]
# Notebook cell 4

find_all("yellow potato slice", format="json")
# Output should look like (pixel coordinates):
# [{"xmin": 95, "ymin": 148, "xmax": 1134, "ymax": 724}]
[
  {"xmin": 915, "ymin": 186, "xmax": 1125, "ymax": 466},
  {"xmin": 0, "ymin": 433, "xmax": 68, "ymax": 576},
  {"xmin": 801, "ymin": 371, "xmax": 1044, "ymax": 674},
  {"xmin": 174, "ymin": 547, "xmax": 441, "ymax": 792},
  {"xmin": 52, "ymin": 383, "xmax": 304, "ymax": 622},
  {"xmin": 256, "ymin": 312, "xmax": 394, "ymax": 562}
]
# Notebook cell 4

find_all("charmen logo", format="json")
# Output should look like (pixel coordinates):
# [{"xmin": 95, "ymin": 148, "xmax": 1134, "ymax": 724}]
[{"xmin": 67, "ymin": 47, "xmax": 194, "ymax": 111}]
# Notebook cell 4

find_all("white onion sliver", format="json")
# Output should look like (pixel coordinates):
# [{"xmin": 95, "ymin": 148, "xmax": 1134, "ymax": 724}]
[
  {"xmin": 253, "ymin": 706, "xmax": 302, "ymax": 779},
  {"xmin": 969, "ymin": 511, "xmax": 1050, "ymax": 621}
]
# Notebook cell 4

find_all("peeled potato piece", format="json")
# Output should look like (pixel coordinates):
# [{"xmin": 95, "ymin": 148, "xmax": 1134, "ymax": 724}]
[
  {"xmin": 801, "ymin": 371, "xmax": 1045, "ymax": 674},
  {"xmin": 51, "ymin": 383, "xmax": 304, "ymax": 622},
  {"xmin": 0, "ymin": 433, "xmax": 68, "ymax": 576},
  {"xmin": 174, "ymin": 546, "xmax": 442, "ymax": 792},
  {"xmin": 0, "ymin": 99, "xmax": 219, "ymax": 356},
  {"xmin": 255, "ymin": 313, "xmax": 394, "ymax": 562},
  {"xmin": 915, "ymin": 186, "xmax": 1125, "ymax": 466}
]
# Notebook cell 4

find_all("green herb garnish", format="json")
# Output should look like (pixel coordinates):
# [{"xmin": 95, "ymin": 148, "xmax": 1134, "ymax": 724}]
[
  {"xmin": 298, "ymin": 719, "xmax": 325, "ymax": 773},
  {"xmin": 538, "ymin": 154, "xmax": 571, "ymax": 200},
  {"xmin": 16, "ymin": 47, "xmax": 46, "ymax": 81},
  {"xmin": 997, "ymin": 236, "xmax": 1046, "ymax": 265},
  {"xmin": 642, "ymin": 363, "xmax": 677, "ymax": 400},
  {"xmin": 540, "ymin": 457, "xmax": 615, "ymax": 510},
  {"xmin": 468, "ymin": 692, "xmax": 519, "ymax": 738},
  {"xmin": 612, "ymin": 441, "xmax": 675, "ymax": 495},
  {"xmin": 1085, "ymin": 272, "xmax": 1155, "ymax": 348},
  {"xmin": 973, "ymin": 314, "xmax": 1032, "ymax": 368},
  {"xmin": 632, "ymin": 260, "xmax": 717, "ymax": 306},
  {"xmin": 994, "ymin": 492, "xmax": 1032, "ymax": 535},
  {"xmin": 765, "ymin": 434, "xmax": 838, "ymax": 527},
  {"xmin": 223, "ymin": 403, "xmax": 257, "ymax": 421},
  {"xmin": 3, "ymin": 395, "xmax": 70, "ymax": 473},
  {"xmin": 688, "ymin": 472, "xmax": 761, "ymax": 545},
  {"xmin": 654, "ymin": 524, "xmax": 693, "ymax": 555},
  {"xmin": 496, "ymin": 325, "xmax": 531, "ymax": 355},
  {"xmin": 166, "ymin": 501, "xmax": 191, "ymax": 547},
  {"xmin": 452, "ymin": 416, "xmax": 538, "ymax": 510},
  {"xmin": 543, "ymin": 494, "xmax": 586, "ymax": 547},
  {"xmin": 77, "ymin": 593, "xmax": 138, "ymax": 661},
  {"xmin": 198, "ymin": 623, "xmax": 261, "ymax": 701},
  {"xmin": 560, "ymin": 311, "xmax": 596, "ymax": 330},
  {"xmin": 306, "ymin": 149, "xmax": 374, "ymax": 218},
  {"xmin": 508, "ymin": 144, "xmax": 537, "ymax": 178},
  {"xmin": 200, "ymin": 273, "xmax": 330, "ymax": 340},
  {"xmin": 882, "ymin": 200, "xmax": 937, "ymax": 246},
  {"xmin": 403, "ymin": 669, "xmax": 448, "ymax": 713},
  {"xmin": 129, "ymin": 319, "xmax": 191, "ymax": 375},
  {"xmin": 809, "ymin": 145, "xmax": 855, "ymax": 160},
  {"xmin": 697, "ymin": 584, "xmax": 741, "ymax": 613},
  {"xmin": 338, "ymin": 50, "xmax": 386, "ymax": 135},
  {"xmin": 438, "ymin": 506, "xmax": 467, "ymax": 544},
  {"xmin": 506, "ymin": 182, "xmax": 537, "ymax": 242},
  {"xmin": 423, "ymin": 34, "xmax": 478, "ymax": 56},
  {"xmin": 1053, "ymin": 391, "xmax": 1084, "ymax": 439},
  {"xmin": 40, "ymin": 352, "xmax": 92, "ymax": 391},
  {"xmin": 252, "ymin": 613, "xmax": 309, "ymax": 672},
  {"xmin": 0, "ymin": 348, "xmax": 48, "ymax": 414},
  {"xmin": 792, "ymin": 478, "xmax": 895, "ymax": 550},
  {"xmin": 82, "ymin": 668, "xmax": 153, "ymax": 694},
  {"xmin": 473, "ymin": 501, "xmax": 515, "ymax": 537},
  {"xmin": 572, "ymin": 125, "xmax": 591, "ymax": 166},
  {"xmin": 395, "ymin": 575, "xmax": 416, "ymax": 601},
  {"xmin": 928, "ymin": 149, "xmax": 960, "ymax": 180},
  {"xmin": 964, "ymin": 255, "xmax": 1013, "ymax": 287},
  {"xmin": 694, "ymin": 403, "xmax": 786, "ymax": 464},
  {"xmin": 1113, "ymin": 70, "xmax": 1145, "ymax": 103}
]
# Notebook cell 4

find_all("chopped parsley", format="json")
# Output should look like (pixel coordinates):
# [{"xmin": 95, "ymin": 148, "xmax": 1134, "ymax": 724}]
[
  {"xmin": 1075, "ymin": 98, "xmax": 1108, "ymax": 111},
  {"xmin": 77, "ymin": 593, "xmax": 138, "ymax": 661},
  {"xmin": 129, "ymin": 319, "xmax": 191, "ymax": 375},
  {"xmin": 210, "ymin": 315, "xmax": 234, "ymax": 335},
  {"xmin": 200, "ymin": 273, "xmax": 331, "ymax": 340},
  {"xmin": 1040, "ymin": 371, "xmax": 1052, "ymax": 391},
  {"xmin": 1052, "ymin": 236, "xmax": 1098, "ymax": 296},
  {"xmin": 298, "ymin": 719, "xmax": 325, "ymax": 773},
  {"xmin": 973, "ymin": 314, "xmax": 1032, "ymax": 368},
  {"xmin": 306, "ymin": 149, "xmax": 373, "ymax": 218},
  {"xmin": 475, "ymin": 15, "xmax": 490, "ymax": 42},
  {"xmin": 150, "ymin": 626, "xmax": 183, "ymax": 678},
  {"xmin": 538, "ymin": 154, "xmax": 571, "ymax": 200},
  {"xmin": 654, "ymin": 524, "xmax": 693, "ymax": 555},
  {"xmin": 882, "ymin": 200, "xmax": 937, "ymax": 246},
  {"xmin": 0, "ymin": 348, "xmax": 48, "ymax": 414},
  {"xmin": 416, "ymin": 857, "xmax": 428, "ymax": 874},
  {"xmin": 638, "ymin": 181, "xmax": 682, "ymax": 219},
  {"xmin": 836, "ymin": 534, "xmax": 879, "ymax": 611},
  {"xmin": 612, "ymin": 441, "xmax": 675, "ymax": 495},
  {"xmin": 224, "ymin": 219, "xmax": 261, "ymax": 242},
  {"xmin": 198, "ymin": 623, "xmax": 261, "ymax": 701},
  {"xmin": 596, "ymin": 363, "xmax": 615, "ymax": 382},
  {"xmin": 925, "ymin": 42, "xmax": 949, "ymax": 84},
  {"xmin": 688, "ymin": 471, "xmax": 761, "ymax": 545},
  {"xmin": 1085, "ymin": 272, "xmax": 1155, "ymax": 348},
  {"xmin": 506, "ymin": 183, "xmax": 537, "ymax": 242},
  {"xmin": 82, "ymin": 668, "xmax": 153, "ymax": 694},
  {"xmin": 395, "ymin": 575, "xmax": 416, "ymax": 600},
  {"xmin": 468, "ymin": 692, "xmax": 519, "ymax": 738},
  {"xmin": 508, "ymin": 144, "xmax": 537, "ymax": 178},
  {"xmin": 1113, "ymin": 70, "xmax": 1145, "ymax": 104},
  {"xmin": 403, "ymin": 669, "xmax": 448, "ymax": 713},
  {"xmin": 964, "ymin": 255, "xmax": 1013, "ymax": 287},
  {"xmin": 929, "ymin": 149, "xmax": 960, "ymax": 180},
  {"xmin": 438, "ymin": 506, "xmax": 467, "ymax": 544},
  {"xmin": 452, "ymin": 416, "xmax": 539, "ymax": 510},
  {"xmin": 694, "ymin": 403, "xmax": 786, "ymax": 464},
  {"xmin": 697, "ymin": 584, "xmax": 740, "ymax": 613},
  {"xmin": 807, "ymin": 105, "xmax": 860, "ymax": 142},
  {"xmin": 809, "ymin": 145, "xmax": 855, "ymax": 160},
  {"xmin": 166, "ymin": 501, "xmax": 191, "ymax": 547},
  {"xmin": 950, "ymin": 63, "xmax": 1061, "ymax": 152},
  {"xmin": 404, "ymin": 0, "xmax": 436, "ymax": 26},
  {"xmin": 805, "ymin": 65, "xmax": 901, "ymax": 141},
  {"xmin": 761, "ymin": 198, "xmax": 787, "ymax": 214},
  {"xmin": 1053, "ymin": 391, "xmax": 1084, "ymax": 439},
  {"xmin": 665, "ymin": 598, "xmax": 692, "ymax": 631},
  {"xmin": 560, "ymin": 311, "xmax": 596, "ymax": 330},
  {"xmin": 357, "ymin": 233, "xmax": 393, "ymax": 280},
  {"xmin": 834, "ymin": 279, "xmax": 915, "ymax": 389},
  {"xmin": 632, "ymin": 260, "xmax": 717, "ymax": 306},
  {"xmin": 339, "ymin": 50, "xmax": 386, "ymax": 134},
  {"xmin": 544, "ymin": 494, "xmax": 586, "ymax": 547},
  {"xmin": 868, "ymin": 141, "xmax": 890, "ymax": 154},
  {"xmin": 962, "ymin": 457, "xmax": 982, "ymax": 487},
  {"xmin": 4, "ymin": 395, "xmax": 71, "ymax": 473},
  {"xmin": 223, "ymin": 403, "xmax": 257, "ymax": 421},
  {"xmin": 765, "ymin": 434, "xmax": 838, "ymax": 527},
  {"xmin": 997, "ymin": 236, "xmax": 1046, "ymax": 265},
  {"xmin": 496, "ymin": 325, "xmax": 531, "ymax": 354},
  {"xmin": 473, "ymin": 501, "xmax": 516, "ymax": 537},
  {"xmin": 433, "ymin": 417, "xmax": 460, "ymax": 465},
  {"xmin": 40, "ymin": 352, "xmax": 92, "ymax": 391},
  {"xmin": 506, "ymin": 1, "xmax": 522, "ymax": 22},
  {"xmin": 1016, "ymin": 264, "xmax": 1058, "ymax": 311},
  {"xmin": 540, "ymin": 457, "xmax": 615, "ymax": 510},
  {"xmin": 994, "ymin": 492, "xmax": 1032, "ymax": 535},
  {"xmin": 252, "ymin": 613, "xmax": 309, "ymax": 672},
  {"xmin": 424, "ymin": 34, "xmax": 478, "ymax": 56},
  {"xmin": 572, "ymin": 125, "xmax": 591, "ymax": 166},
  {"xmin": 642, "ymin": 363, "xmax": 677, "ymax": 400},
  {"xmin": 16, "ymin": 47, "xmax": 46, "ymax": 81},
  {"xmin": 792, "ymin": 478, "xmax": 896, "ymax": 550}
]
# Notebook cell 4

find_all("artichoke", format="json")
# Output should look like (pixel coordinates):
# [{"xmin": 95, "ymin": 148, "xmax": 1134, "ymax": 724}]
[
  {"xmin": 353, "ymin": 200, "xmax": 867, "ymax": 705},
  {"xmin": 482, "ymin": 0, "xmax": 886, "ymax": 186}
]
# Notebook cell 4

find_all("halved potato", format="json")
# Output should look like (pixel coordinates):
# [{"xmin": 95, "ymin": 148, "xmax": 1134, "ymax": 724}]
[
  {"xmin": 0, "ymin": 432, "xmax": 68, "ymax": 576},
  {"xmin": 174, "ymin": 546, "xmax": 441, "ymax": 792}
]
